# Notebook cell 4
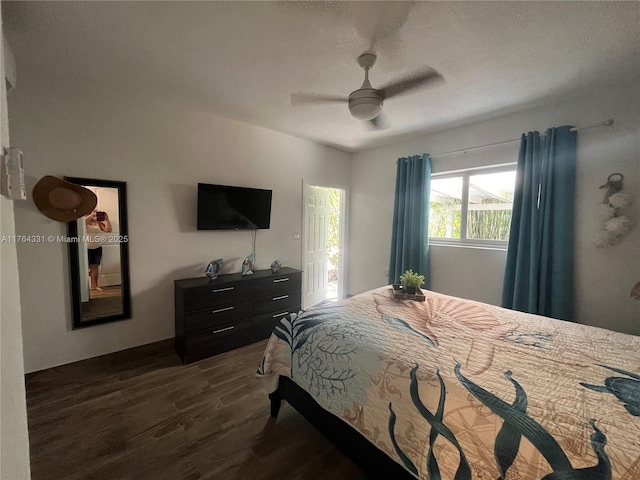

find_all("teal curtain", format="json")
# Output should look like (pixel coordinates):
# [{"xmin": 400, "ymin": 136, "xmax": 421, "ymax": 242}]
[
  {"xmin": 388, "ymin": 154, "xmax": 431, "ymax": 288},
  {"xmin": 502, "ymin": 126, "xmax": 577, "ymax": 320}
]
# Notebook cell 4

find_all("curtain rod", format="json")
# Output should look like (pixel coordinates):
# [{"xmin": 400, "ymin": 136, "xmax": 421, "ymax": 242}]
[{"xmin": 430, "ymin": 119, "xmax": 614, "ymax": 159}]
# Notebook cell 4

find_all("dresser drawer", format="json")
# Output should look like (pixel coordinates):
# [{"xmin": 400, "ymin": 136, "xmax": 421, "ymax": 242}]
[
  {"xmin": 179, "ymin": 319, "xmax": 253, "ymax": 363},
  {"xmin": 183, "ymin": 281, "xmax": 250, "ymax": 311},
  {"xmin": 183, "ymin": 301, "xmax": 251, "ymax": 333},
  {"xmin": 253, "ymin": 291, "xmax": 301, "ymax": 316},
  {"xmin": 252, "ymin": 309, "xmax": 297, "ymax": 342},
  {"xmin": 252, "ymin": 273, "xmax": 302, "ymax": 297}
]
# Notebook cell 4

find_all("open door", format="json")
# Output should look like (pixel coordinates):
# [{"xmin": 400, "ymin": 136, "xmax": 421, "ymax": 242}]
[
  {"xmin": 303, "ymin": 184, "xmax": 330, "ymax": 308},
  {"xmin": 93, "ymin": 186, "xmax": 121, "ymax": 287}
]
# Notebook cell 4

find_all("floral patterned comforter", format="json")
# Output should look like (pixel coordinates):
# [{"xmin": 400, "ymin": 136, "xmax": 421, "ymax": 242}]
[{"xmin": 257, "ymin": 287, "xmax": 640, "ymax": 479}]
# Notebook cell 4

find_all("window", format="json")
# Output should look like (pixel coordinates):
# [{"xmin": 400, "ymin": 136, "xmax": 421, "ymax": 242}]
[
  {"xmin": 429, "ymin": 167, "xmax": 516, "ymax": 246},
  {"xmin": 429, "ymin": 176, "xmax": 463, "ymax": 239}
]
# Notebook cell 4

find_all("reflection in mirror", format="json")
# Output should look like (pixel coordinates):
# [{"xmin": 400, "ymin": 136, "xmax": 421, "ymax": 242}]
[{"xmin": 65, "ymin": 177, "xmax": 131, "ymax": 328}]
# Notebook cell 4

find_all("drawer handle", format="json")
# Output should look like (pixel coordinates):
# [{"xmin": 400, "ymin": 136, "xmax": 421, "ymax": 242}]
[
  {"xmin": 212, "ymin": 326, "xmax": 235, "ymax": 334},
  {"xmin": 272, "ymin": 278, "xmax": 289, "ymax": 283},
  {"xmin": 272, "ymin": 295, "xmax": 289, "ymax": 301},
  {"xmin": 272, "ymin": 311, "xmax": 290, "ymax": 318},
  {"xmin": 212, "ymin": 287, "xmax": 235, "ymax": 293},
  {"xmin": 211, "ymin": 306, "xmax": 234, "ymax": 314}
]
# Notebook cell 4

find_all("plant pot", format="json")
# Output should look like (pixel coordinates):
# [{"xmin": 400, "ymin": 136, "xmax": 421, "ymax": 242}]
[{"xmin": 405, "ymin": 286, "xmax": 417, "ymax": 295}]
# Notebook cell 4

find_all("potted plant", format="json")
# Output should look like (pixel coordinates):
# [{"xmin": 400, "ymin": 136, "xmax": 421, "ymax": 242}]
[{"xmin": 399, "ymin": 269, "xmax": 425, "ymax": 295}]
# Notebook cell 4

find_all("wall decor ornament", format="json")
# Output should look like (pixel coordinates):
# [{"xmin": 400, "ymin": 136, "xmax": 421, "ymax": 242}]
[
  {"xmin": 593, "ymin": 173, "xmax": 634, "ymax": 248},
  {"xmin": 242, "ymin": 253, "xmax": 255, "ymax": 276},
  {"xmin": 599, "ymin": 172, "xmax": 624, "ymax": 203},
  {"xmin": 205, "ymin": 259, "xmax": 224, "ymax": 280}
]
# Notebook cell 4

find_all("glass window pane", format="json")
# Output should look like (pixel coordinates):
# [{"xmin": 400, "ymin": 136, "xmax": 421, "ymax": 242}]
[
  {"xmin": 429, "ymin": 177, "xmax": 462, "ymax": 239},
  {"xmin": 466, "ymin": 170, "xmax": 516, "ymax": 241}
]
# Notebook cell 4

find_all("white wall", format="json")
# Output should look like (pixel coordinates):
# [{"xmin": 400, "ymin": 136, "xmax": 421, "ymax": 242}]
[
  {"xmin": 350, "ymin": 81, "xmax": 640, "ymax": 335},
  {"xmin": 6, "ymin": 33, "xmax": 639, "ymax": 376},
  {"xmin": 8, "ymin": 74, "xmax": 351, "ymax": 373},
  {"xmin": 0, "ymin": 8, "xmax": 32, "ymax": 477}
]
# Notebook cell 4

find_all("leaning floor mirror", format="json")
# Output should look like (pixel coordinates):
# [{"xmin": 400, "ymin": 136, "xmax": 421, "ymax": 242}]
[{"xmin": 65, "ymin": 177, "xmax": 131, "ymax": 329}]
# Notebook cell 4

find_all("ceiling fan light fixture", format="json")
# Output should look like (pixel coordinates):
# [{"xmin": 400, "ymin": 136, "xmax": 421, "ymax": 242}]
[
  {"xmin": 349, "ymin": 100, "xmax": 383, "ymax": 121},
  {"xmin": 348, "ymin": 88, "xmax": 383, "ymax": 121}
]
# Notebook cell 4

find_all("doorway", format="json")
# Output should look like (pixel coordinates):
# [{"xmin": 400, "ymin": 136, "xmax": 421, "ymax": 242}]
[{"xmin": 302, "ymin": 184, "xmax": 346, "ymax": 309}]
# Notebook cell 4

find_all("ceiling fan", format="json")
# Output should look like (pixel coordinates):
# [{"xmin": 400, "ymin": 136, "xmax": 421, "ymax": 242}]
[{"xmin": 291, "ymin": 53, "xmax": 443, "ymax": 129}]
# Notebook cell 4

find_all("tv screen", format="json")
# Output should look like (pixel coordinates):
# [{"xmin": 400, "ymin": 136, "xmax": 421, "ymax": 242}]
[{"xmin": 197, "ymin": 183, "xmax": 272, "ymax": 230}]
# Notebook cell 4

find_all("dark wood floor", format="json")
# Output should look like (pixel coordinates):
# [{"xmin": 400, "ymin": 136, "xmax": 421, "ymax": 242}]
[{"xmin": 25, "ymin": 340, "xmax": 370, "ymax": 480}]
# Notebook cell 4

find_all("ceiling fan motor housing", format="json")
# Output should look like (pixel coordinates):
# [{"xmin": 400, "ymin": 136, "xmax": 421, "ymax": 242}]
[{"xmin": 348, "ymin": 88, "xmax": 383, "ymax": 121}]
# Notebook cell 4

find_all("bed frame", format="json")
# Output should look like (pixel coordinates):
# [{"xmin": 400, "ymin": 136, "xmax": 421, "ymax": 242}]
[{"xmin": 269, "ymin": 376, "xmax": 415, "ymax": 479}]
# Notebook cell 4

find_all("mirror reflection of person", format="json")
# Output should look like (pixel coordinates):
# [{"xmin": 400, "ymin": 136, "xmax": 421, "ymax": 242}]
[{"xmin": 85, "ymin": 209, "xmax": 112, "ymax": 291}]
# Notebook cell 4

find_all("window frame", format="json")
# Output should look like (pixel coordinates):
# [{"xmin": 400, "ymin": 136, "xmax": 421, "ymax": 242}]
[{"xmin": 429, "ymin": 163, "xmax": 517, "ymax": 249}]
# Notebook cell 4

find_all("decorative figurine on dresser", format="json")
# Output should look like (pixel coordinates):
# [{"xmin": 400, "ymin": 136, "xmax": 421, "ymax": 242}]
[
  {"xmin": 204, "ymin": 259, "xmax": 224, "ymax": 280},
  {"xmin": 174, "ymin": 267, "xmax": 302, "ymax": 364},
  {"xmin": 270, "ymin": 260, "xmax": 282, "ymax": 273}
]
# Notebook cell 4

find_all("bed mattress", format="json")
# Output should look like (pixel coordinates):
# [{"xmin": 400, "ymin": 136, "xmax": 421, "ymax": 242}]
[{"xmin": 257, "ymin": 286, "xmax": 640, "ymax": 479}]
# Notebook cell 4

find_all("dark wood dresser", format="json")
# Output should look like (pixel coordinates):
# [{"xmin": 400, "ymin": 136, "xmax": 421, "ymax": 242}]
[{"xmin": 174, "ymin": 267, "xmax": 302, "ymax": 364}]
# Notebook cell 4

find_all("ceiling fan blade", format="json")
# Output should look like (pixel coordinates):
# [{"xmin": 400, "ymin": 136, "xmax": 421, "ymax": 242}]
[
  {"xmin": 379, "ymin": 68, "xmax": 444, "ymax": 100},
  {"xmin": 366, "ymin": 113, "xmax": 390, "ymax": 130},
  {"xmin": 291, "ymin": 93, "xmax": 348, "ymax": 106}
]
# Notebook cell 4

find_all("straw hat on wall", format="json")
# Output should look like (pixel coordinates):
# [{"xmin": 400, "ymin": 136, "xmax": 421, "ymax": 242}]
[{"xmin": 32, "ymin": 176, "xmax": 97, "ymax": 222}]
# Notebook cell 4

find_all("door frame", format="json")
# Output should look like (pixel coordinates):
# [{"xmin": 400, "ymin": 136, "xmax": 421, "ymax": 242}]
[{"xmin": 301, "ymin": 181, "xmax": 348, "ymax": 305}]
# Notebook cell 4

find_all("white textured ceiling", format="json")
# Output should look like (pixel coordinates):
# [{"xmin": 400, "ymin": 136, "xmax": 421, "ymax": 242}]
[{"xmin": 3, "ymin": 1, "xmax": 639, "ymax": 151}]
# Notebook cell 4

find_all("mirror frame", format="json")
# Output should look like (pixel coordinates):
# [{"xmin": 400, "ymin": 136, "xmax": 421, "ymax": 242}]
[{"xmin": 65, "ymin": 177, "xmax": 132, "ymax": 329}]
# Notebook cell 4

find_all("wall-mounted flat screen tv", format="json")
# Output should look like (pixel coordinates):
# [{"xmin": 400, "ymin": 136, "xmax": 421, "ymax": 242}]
[{"xmin": 197, "ymin": 183, "xmax": 272, "ymax": 230}]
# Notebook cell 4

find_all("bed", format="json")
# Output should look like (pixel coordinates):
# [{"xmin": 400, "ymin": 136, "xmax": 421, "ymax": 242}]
[{"xmin": 257, "ymin": 286, "xmax": 640, "ymax": 479}]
